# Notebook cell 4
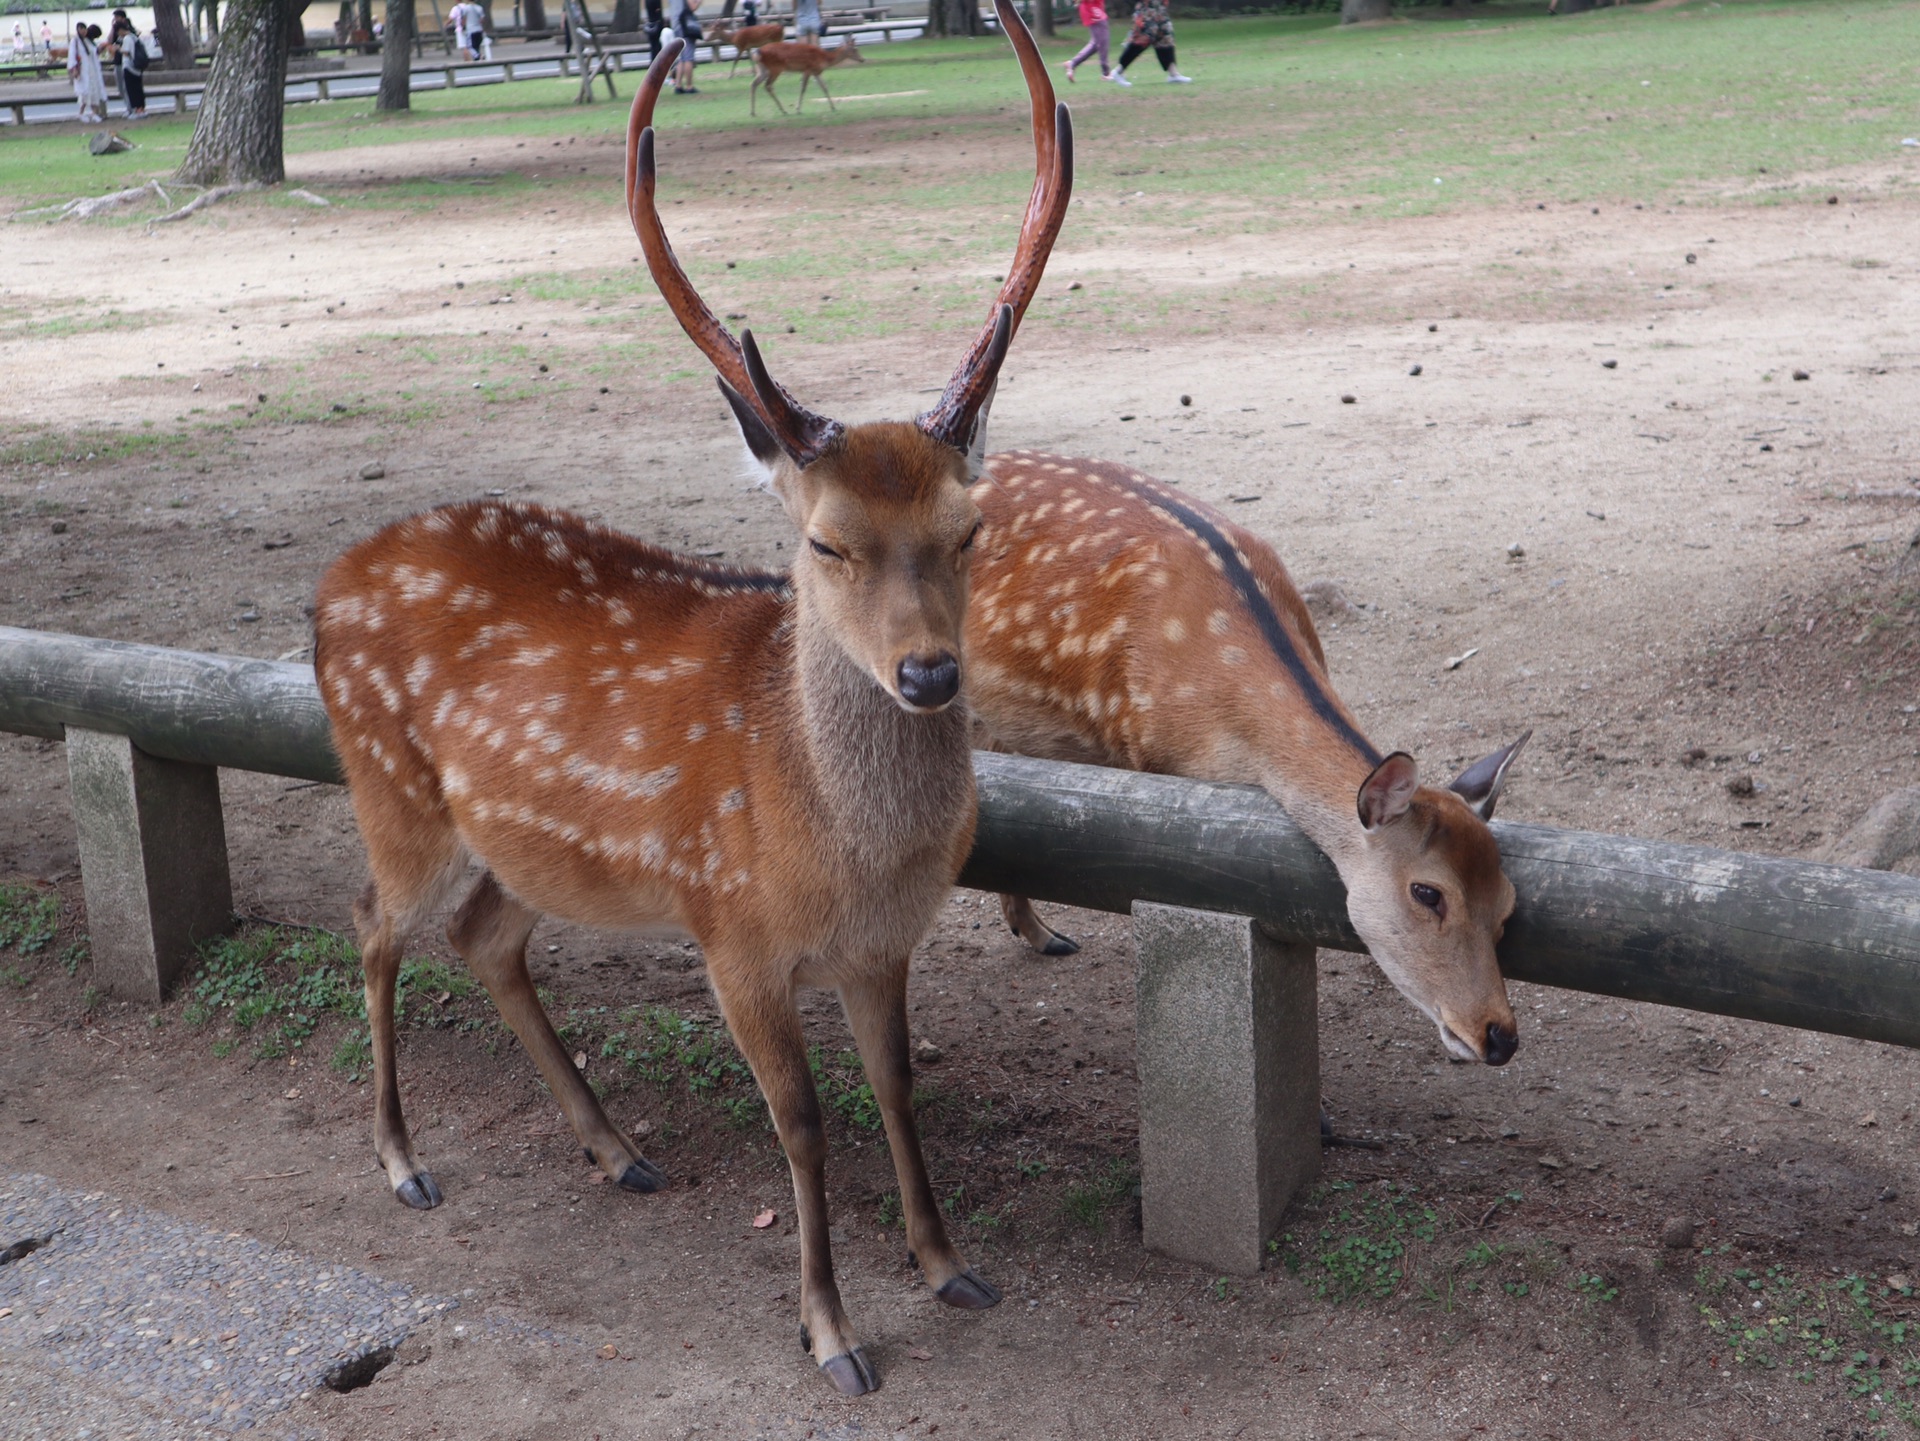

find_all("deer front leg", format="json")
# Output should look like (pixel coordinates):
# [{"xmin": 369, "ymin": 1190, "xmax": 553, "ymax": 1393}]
[
  {"xmin": 998, "ymin": 893, "xmax": 1080, "ymax": 956},
  {"xmin": 814, "ymin": 73, "xmax": 837, "ymax": 111},
  {"xmin": 447, "ymin": 873, "xmax": 667, "ymax": 1194},
  {"xmin": 841, "ymin": 963, "xmax": 1002, "ymax": 1311},
  {"xmin": 714, "ymin": 965, "xmax": 875, "ymax": 1395}
]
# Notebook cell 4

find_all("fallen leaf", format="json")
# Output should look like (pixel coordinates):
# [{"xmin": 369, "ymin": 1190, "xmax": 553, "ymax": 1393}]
[
  {"xmin": 1887, "ymin": 1273, "xmax": 1913, "ymax": 1293},
  {"xmin": 909, "ymin": 1346, "xmax": 934, "ymax": 1361},
  {"xmin": 1860, "ymin": 1111, "xmax": 1879, "ymax": 1128},
  {"xmin": 1443, "ymin": 647, "xmax": 1480, "ymax": 671},
  {"xmin": 752, "ymin": 1208, "xmax": 777, "ymax": 1229},
  {"xmin": 572, "ymin": 1051, "xmax": 588, "ymax": 1071},
  {"xmin": 283, "ymin": 1087, "xmax": 301, "ymax": 1099}
]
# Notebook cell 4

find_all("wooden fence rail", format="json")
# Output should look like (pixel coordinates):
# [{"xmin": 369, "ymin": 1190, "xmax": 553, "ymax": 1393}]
[{"xmin": 3, "ymin": 624, "xmax": 1917, "ymax": 1272}]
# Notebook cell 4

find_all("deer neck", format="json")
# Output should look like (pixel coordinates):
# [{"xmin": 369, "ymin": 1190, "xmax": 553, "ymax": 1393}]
[
  {"xmin": 1244, "ymin": 721, "xmax": 1382, "ymax": 874},
  {"xmin": 792, "ymin": 591, "xmax": 975, "ymax": 867}
]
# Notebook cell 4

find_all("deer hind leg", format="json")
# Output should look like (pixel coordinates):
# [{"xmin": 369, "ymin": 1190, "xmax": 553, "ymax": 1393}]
[
  {"xmin": 841, "ymin": 963, "xmax": 1001, "ymax": 1312},
  {"xmin": 351, "ymin": 797, "xmax": 469, "ymax": 1210},
  {"xmin": 446, "ymin": 872, "xmax": 666, "ymax": 1195},
  {"xmin": 712, "ymin": 961, "xmax": 875, "ymax": 1395},
  {"xmin": 999, "ymin": 893, "xmax": 1081, "ymax": 956}
]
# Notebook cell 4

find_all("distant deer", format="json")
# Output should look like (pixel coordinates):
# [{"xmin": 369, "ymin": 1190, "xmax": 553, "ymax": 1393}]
[
  {"xmin": 963, "ymin": 456, "xmax": 1529, "ymax": 1067},
  {"xmin": 710, "ymin": 18, "xmax": 783, "ymax": 76},
  {"xmin": 751, "ymin": 37, "xmax": 865, "ymax": 114},
  {"xmin": 312, "ymin": 3, "xmax": 1070, "ymax": 1398}
]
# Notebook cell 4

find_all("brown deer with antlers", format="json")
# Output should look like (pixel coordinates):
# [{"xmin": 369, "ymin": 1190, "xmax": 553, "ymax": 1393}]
[
  {"xmin": 709, "ymin": 18, "xmax": 782, "ymax": 76},
  {"xmin": 750, "ymin": 37, "xmax": 865, "ymax": 114},
  {"xmin": 963, "ymin": 454, "xmax": 1529, "ymax": 1067},
  {"xmin": 312, "ymin": 2, "xmax": 1070, "ymax": 1397}
]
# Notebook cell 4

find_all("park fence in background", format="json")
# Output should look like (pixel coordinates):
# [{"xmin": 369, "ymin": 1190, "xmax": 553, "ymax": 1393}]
[{"xmin": 3, "ymin": 624, "xmax": 1917, "ymax": 1274}]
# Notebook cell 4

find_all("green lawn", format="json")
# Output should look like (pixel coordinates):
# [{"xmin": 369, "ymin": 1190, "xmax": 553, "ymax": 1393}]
[{"xmin": 5, "ymin": 0, "xmax": 1919, "ymax": 219}]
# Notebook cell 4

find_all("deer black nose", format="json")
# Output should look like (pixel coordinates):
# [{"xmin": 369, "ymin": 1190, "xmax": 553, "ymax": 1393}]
[
  {"xmin": 1484, "ymin": 1020, "xmax": 1518, "ymax": 1067},
  {"xmin": 897, "ymin": 652, "xmax": 960, "ymax": 710}
]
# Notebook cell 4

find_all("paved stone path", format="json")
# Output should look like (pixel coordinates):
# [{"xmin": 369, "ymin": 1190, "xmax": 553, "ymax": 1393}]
[{"xmin": 0, "ymin": 1172, "xmax": 454, "ymax": 1438}]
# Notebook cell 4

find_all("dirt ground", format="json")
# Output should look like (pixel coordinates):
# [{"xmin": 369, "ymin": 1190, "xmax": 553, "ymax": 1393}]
[{"xmin": 2, "ymin": 110, "xmax": 1919, "ymax": 1441}]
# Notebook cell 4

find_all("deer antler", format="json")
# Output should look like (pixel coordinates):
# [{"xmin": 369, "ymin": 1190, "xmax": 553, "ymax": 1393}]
[
  {"xmin": 915, "ymin": 0, "xmax": 1075, "ymax": 454},
  {"xmin": 625, "ymin": 40, "xmax": 845, "ymax": 468}
]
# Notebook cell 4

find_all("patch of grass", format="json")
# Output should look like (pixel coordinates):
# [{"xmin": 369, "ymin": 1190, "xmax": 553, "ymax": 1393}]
[
  {"xmin": 810, "ymin": 1044, "xmax": 882, "ymax": 1132},
  {"xmin": 1573, "ymin": 1271, "xmax": 1620, "ymax": 1305},
  {"xmin": 1694, "ymin": 1260, "xmax": 1920, "ymax": 1428},
  {"xmin": 1282, "ymin": 1180, "xmax": 1442, "ymax": 1302},
  {"xmin": 0, "ymin": 307, "xmax": 165, "ymax": 341},
  {"xmin": 1, "ymin": 964, "xmax": 28, "ymax": 990},
  {"xmin": 1061, "ymin": 1157, "xmax": 1136, "ymax": 1232},
  {"xmin": 0, "ymin": 883, "xmax": 60, "ymax": 956}
]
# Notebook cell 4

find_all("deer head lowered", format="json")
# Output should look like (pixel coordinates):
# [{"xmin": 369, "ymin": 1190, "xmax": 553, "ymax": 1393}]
[
  {"xmin": 312, "ymin": 0, "xmax": 1070, "ymax": 1398},
  {"xmin": 962, "ymin": 454, "xmax": 1528, "ymax": 1066}
]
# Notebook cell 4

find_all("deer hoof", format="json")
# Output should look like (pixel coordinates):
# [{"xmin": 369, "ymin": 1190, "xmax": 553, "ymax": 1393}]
[
  {"xmin": 820, "ymin": 1346, "xmax": 879, "ymax": 1396},
  {"xmin": 1038, "ymin": 931, "xmax": 1080, "ymax": 957},
  {"xmin": 394, "ymin": 1171, "xmax": 444, "ymax": 1210},
  {"xmin": 934, "ymin": 1269, "xmax": 1002, "ymax": 1310},
  {"xmin": 617, "ymin": 1157, "xmax": 669, "ymax": 1194}
]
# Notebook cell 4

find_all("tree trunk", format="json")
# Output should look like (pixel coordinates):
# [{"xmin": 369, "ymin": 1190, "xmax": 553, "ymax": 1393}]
[
  {"xmin": 524, "ymin": 0, "xmax": 548, "ymax": 31},
  {"xmin": 1340, "ymin": 0, "xmax": 1391, "ymax": 21},
  {"xmin": 1033, "ymin": 0, "xmax": 1053, "ymax": 38},
  {"xmin": 286, "ymin": 0, "xmax": 313, "ymax": 51},
  {"xmin": 357, "ymin": 0, "xmax": 375, "ymax": 35},
  {"xmin": 377, "ymin": 0, "xmax": 414, "ymax": 108},
  {"xmin": 176, "ymin": 0, "xmax": 293, "ymax": 186},
  {"xmin": 611, "ymin": 0, "xmax": 642, "ymax": 33},
  {"xmin": 151, "ymin": 0, "xmax": 195, "ymax": 67}
]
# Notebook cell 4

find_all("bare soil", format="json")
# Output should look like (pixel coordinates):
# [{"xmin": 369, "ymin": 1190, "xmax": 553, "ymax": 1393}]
[{"xmin": 3, "ymin": 116, "xmax": 1918, "ymax": 1440}]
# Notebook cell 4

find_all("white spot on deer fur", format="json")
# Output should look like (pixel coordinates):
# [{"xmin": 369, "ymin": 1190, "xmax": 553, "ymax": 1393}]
[
  {"xmin": 473, "ymin": 509, "xmax": 505, "ymax": 540},
  {"xmin": 720, "ymin": 788, "xmax": 745, "ymax": 815},
  {"xmin": 1163, "ymin": 618, "xmax": 1186, "ymax": 643},
  {"xmin": 326, "ymin": 673, "xmax": 353, "ymax": 709},
  {"xmin": 606, "ymin": 600, "xmax": 633, "ymax": 627},
  {"xmin": 1219, "ymin": 645, "xmax": 1248, "ymax": 666},
  {"xmin": 542, "ymin": 532, "xmax": 572, "ymax": 563},
  {"xmin": 724, "ymin": 704, "xmax": 745, "ymax": 731},
  {"xmin": 448, "ymin": 585, "xmax": 493, "ymax": 612},
  {"xmin": 686, "ymin": 722, "xmax": 709, "ymax": 743},
  {"xmin": 1208, "ymin": 610, "xmax": 1231, "ymax": 636},
  {"xmin": 511, "ymin": 644, "xmax": 561, "ymax": 667},
  {"xmin": 368, "ymin": 667, "xmax": 402, "ymax": 712},
  {"xmin": 322, "ymin": 595, "xmax": 367, "ymax": 629},
  {"xmin": 391, "ymin": 565, "xmax": 448, "ymax": 604},
  {"xmin": 443, "ymin": 765, "xmax": 472, "ymax": 798},
  {"xmin": 404, "ymin": 656, "xmax": 436, "ymax": 697},
  {"xmin": 621, "ymin": 727, "xmax": 645, "ymax": 750}
]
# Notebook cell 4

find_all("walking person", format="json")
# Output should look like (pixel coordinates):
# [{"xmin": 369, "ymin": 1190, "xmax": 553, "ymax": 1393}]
[
  {"xmin": 68, "ymin": 23, "xmax": 107, "ymax": 123},
  {"xmin": 106, "ymin": 11, "xmax": 149, "ymax": 118},
  {"xmin": 1110, "ymin": 0, "xmax": 1190, "ymax": 85},
  {"xmin": 793, "ymin": 0, "xmax": 823, "ymax": 44},
  {"xmin": 1063, "ymin": 0, "xmax": 1109, "ymax": 82},
  {"xmin": 668, "ymin": 0, "xmax": 700, "ymax": 91}
]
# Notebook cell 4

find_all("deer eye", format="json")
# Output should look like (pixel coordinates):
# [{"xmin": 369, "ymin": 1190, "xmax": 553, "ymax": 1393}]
[
  {"xmin": 961, "ymin": 521, "xmax": 983, "ymax": 552},
  {"xmin": 809, "ymin": 538, "xmax": 843, "ymax": 561},
  {"xmin": 1410, "ymin": 883, "xmax": 1446, "ymax": 917}
]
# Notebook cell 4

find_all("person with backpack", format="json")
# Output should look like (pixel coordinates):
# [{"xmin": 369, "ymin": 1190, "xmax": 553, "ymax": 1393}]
[
  {"xmin": 1109, "ymin": 0, "xmax": 1191, "ymax": 86},
  {"xmin": 107, "ymin": 10, "xmax": 149, "ymax": 118},
  {"xmin": 667, "ymin": 0, "xmax": 701, "ymax": 91}
]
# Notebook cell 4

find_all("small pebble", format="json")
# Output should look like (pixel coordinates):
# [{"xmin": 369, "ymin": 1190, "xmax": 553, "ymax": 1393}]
[
  {"xmin": 1179, "ymin": 394, "xmax": 1192, "ymax": 406},
  {"xmin": 1661, "ymin": 1216, "xmax": 1697, "ymax": 1250},
  {"xmin": 359, "ymin": 462, "xmax": 386, "ymax": 480},
  {"xmin": 1792, "ymin": 369, "xmax": 1810, "ymax": 381},
  {"xmin": 915, "ymin": 1039, "xmax": 943, "ymax": 1064},
  {"xmin": 1427, "ymin": 323, "xmax": 1438, "ymax": 332},
  {"xmin": 50, "ymin": 519, "xmax": 68, "ymax": 534},
  {"xmin": 1409, "ymin": 364, "xmax": 1422, "ymax": 376},
  {"xmin": 1726, "ymin": 773, "xmax": 1756, "ymax": 798},
  {"xmin": 1505, "ymin": 542, "xmax": 1525, "ymax": 559},
  {"xmin": 1340, "ymin": 394, "xmax": 1357, "ymax": 405},
  {"xmin": 1602, "ymin": 359, "xmax": 1618, "ymax": 369}
]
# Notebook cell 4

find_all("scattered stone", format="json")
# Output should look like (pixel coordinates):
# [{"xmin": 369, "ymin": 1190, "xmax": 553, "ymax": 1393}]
[
  {"xmin": 1409, "ymin": 364, "xmax": 1423, "ymax": 376},
  {"xmin": 1726, "ymin": 773, "xmax": 1756, "ymax": 798},
  {"xmin": 1538, "ymin": 1155, "xmax": 1565, "ymax": 1171},
  {"xmin": 1660, "ymin": 1216, "xmax": 1696, "ymax": 1250},
  {"xmin": 1119, "ymin": 414, "xmax": 1136, "ymax": 422},
  {"xmin": 1602, "ymin": 359, "xmax": 1618, "ymax": 369},
  {"xmin": 915, "ymin": 1038, "xmax": 944, "ymax": 1064},
  {"xmin": 1788, "ymin": 1096, "xmax": 1802, "ymax": 1107},
  {"xmin": 1428, "ymin": 323, "xmax": 1438, "ymax": 332},
  {"xmin": 1686, "ymin": 252, "xmax": 1697, "ymax": 264},
  {"xmin": 1827, "ymin": 195, "xmax": 1839, "ymax": 205},
  {"xmin": 1587, "ymin": 509, "xmax": 1607, "ymax": 521},
  {"xmin": 1340, "ymin": 393, "xmax": 1357, "ymax": 404},
  {"xmin": 358, "ymin": 461, "xmax": 387, "ymax": 480},
  {"xmin": 1179, "ymin": 394, "xmax": 1192, "ymax": 406},
  {"xmin": 1792, "ymin": 369, "xmax": 1810, "ymax": 381},
  {"xmin": 238, "ymin": 610, "xmax": 260, "ymax": 624},
  {"xmin": 1300, "ymin": 579, "xmax": 1361, "ymax": 618},
  {"xmin": 1759, "ymin": 443, "xmax": 1774, "ymax": 452},
  {"xmin": 1068, "ymin": 280, "xmax": 1083, "ymax": 291},
  {"xmin": 1859, "ymin": 1111, "xmax": 1879, "ymax": 1128},
  {"xmin": 1889, "ymin": 1273, "xmax": 1914, "ymax": 1293},
  {"xmin": 1880, "ymin": 1187, "xmax": 1899, "ymax": 1203},
  {"xmin": 1505, "ymin": 542, "xmax": 1524, "ymax": 559},
  {"xmin": 50, "ymin": 519, "xmax": 68, "ymax": 535}
]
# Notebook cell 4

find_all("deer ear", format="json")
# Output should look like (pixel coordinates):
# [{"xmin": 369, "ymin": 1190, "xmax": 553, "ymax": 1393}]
[
  {"xmin": 1357, "ymin": 751, "xmax": 1419, "ymax": 831},
  {"xmin": 1447, "ymin": 729, "xmax": 1532, "ymax": 821},
  {"xmin": 718, "ymin": 377, "xmax": 780, "ymax": 471},
  {"xmin": 962, "ymin": 376, "xmax": 999, "ymax": 484}
]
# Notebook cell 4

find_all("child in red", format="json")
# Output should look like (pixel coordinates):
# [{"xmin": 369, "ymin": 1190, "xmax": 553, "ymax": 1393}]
[{"xmin": 1064, "ymin": 0, "xmax": 1111, "ymax": 82}]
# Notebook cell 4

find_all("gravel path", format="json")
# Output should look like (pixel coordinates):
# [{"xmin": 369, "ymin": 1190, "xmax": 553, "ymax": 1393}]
[{"xmin": 0, "ymin": 1172, "xmax": 455, "ymax": 1438}]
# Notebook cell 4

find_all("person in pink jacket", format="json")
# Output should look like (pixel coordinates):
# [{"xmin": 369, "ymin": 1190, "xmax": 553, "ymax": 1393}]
[{"xmin": 1064, "ymin": 0, "xmax": 1113, "ymax": 83}]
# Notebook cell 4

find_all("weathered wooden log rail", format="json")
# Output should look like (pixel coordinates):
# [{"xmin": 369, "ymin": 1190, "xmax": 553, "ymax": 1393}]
[{"xmin": 4, "ymin": 625, "xmax": 1917, "ymax": 1273}]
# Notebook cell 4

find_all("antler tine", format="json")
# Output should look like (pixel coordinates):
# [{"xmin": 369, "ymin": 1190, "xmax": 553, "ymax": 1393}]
[
  {"xmin": 916, "ymin": 0, "xmax": 1075, "ymax": 452},
  {"xmin": 625, "ymin": 43, "xmax": 843, "ymax": 467}
]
